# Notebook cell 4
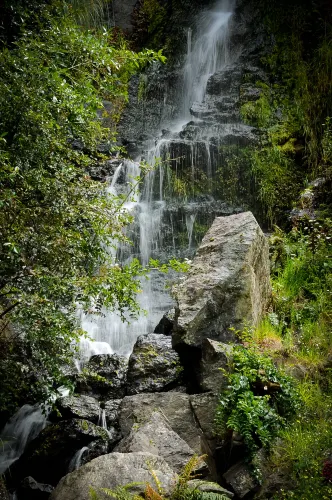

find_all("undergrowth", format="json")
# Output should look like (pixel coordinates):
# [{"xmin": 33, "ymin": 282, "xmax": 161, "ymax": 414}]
[{"xmin": 214, "ymin": 343, "xmax": 299, "ymax": 467}]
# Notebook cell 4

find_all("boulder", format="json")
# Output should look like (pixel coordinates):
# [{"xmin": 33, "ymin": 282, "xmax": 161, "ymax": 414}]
[
  {"xmin": 173, "ymin": 212, "xmax": 271, "ymax": 348},
  {"xmin": 115, "ymin": 411, "xmax": 196, "ymax": 474},
  {"xmin": 223, "ymin": 462, "xmax": 258, "ymax": 498},
  {"xmin": 154, "ymin": 308, "xmax": 175, "ymax": 335},
  {"xmin": 119, "ymin": 393, "xmax": 202, "ymax": 453},
  {"xmin": 76, "ymin": 354, "xmax": 128, "ymax": 399},
  {"xmin": 11, "ymin": 419, "xmax": 111, "ymax": 486},
  {"xmin": 55, "ymin": 395, "xmax": 101, "ymax": 424},
  {"xmin": 126, "ymin": 334, "xmax": 183, "ymax": 395},
  {"xmin": 199, "ymin": 339, "xmax": 233, "ymax": 394},
  {"xmin": 17, "ymin": 476, "xmax": 53, "ymax": 500},
  {"xmin": 49, "ymin": 453, "xmax": 177, "ymax": 500}
]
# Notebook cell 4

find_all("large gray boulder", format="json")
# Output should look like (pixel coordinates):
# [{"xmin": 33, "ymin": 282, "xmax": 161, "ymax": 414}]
[
  {"xmin": 115, "ymin": 411, "xmax": 195, "ymax": 474},
  {"xmin": 173, "ymin": 212, "xmax": 271, "ymax": 348},
  {"xmin": 119, "ymin": 392, "xmax": 202, "ymax": 453},
  {"xmin": 56, "ymin": 395, "xmax": 101, "ymax": 424},
  {"xmin": 49, "ymin": 453, "xmax": 177, "ymax": 500},
  {"xmin": 76, "ymin": 354, "xmax": 128, "ymax": 399},
  {"xmin": 126, "ymin": 334, "xmax": 183, "ymax": 395}
]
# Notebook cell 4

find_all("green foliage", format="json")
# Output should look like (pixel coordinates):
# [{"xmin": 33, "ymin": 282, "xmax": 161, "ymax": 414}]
[
  {"xmin": 249, "ymin": 219, "xmax": 332, "ymax": 497},
  {"xmin": 216, "ymin": 142, "xmax": 302, "ymax": 227},
  {"xmin": 271, "ymin": 219, "xmax": 332, "ymax": 366},
  {"xmin": 248, "ymin": 145, "xmax": 302, "ymax": 226},
  {"xmin": 259, "ymin": 0, "xmax": 332, "ymax": 171},
  {"xmin": 240, "ymin": 84, "xmax": 273, "ymax": 129},
  {"xmin": 132, "ymin": 0, "xmax": 168, "ymax": 51},
  {"xmin": 0, "ymin": 4, "xmax": 164, "ymax": 414},
  {"xmin": 270, "ymin": 380, "xmax": 332, "ymax": 499},
  {"xmin": 215, "ymin": 344, "xmax": 299, "ymax": 462},
  {"xmin": 164, "ymin": 165, "xmax": 210, "ymax": 201},
  {"xmin": 215, "ymin": 146, "xmax": 253, "ymax": 206},
  {"xmin": 66, "ymin": 0, "xmax": 111, "ymax": 28}
]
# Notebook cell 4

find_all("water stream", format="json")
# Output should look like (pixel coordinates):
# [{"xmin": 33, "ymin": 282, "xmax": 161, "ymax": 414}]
[
  {"xmin": 80, "ymin": 0, "xmax": 236, "ymax": 360},
  {"xmin": 0, "ymin": 387, "xmax": 69, "ymax": 475}
]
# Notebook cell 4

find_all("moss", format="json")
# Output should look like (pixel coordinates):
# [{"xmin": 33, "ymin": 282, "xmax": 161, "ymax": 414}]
[{"xmin": 80, "ymin": 419, "xmax": 89, "ymax": 432}]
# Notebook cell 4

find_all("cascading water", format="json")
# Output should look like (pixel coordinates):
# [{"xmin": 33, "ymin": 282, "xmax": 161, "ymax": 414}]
[
  {"xmin": 79, "ymin": 0, "xmax": 237, "ymax": 360},
  {"xmin": 182, "ymin": 1, "xmax": 233, "ymax": 117},
  {"xmin": 0, "ymin": 387, "xmax": 69, "ymax": 475},
  {"xmin": 98, "ymin": 408, "xmax": 107, "ymax": 430},
  {"xmin": 0, "ymin": 405, "xmax": 47, "ymax": 475},
  {"xmin": 68, "ymin": 447, "xmax": 89, "ymax": 473}
]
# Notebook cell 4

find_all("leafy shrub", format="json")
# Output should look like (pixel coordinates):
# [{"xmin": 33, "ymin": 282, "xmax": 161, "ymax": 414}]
[{"xmin": 215, "ymin": 345, "xmax": 299, "ymax": 460}]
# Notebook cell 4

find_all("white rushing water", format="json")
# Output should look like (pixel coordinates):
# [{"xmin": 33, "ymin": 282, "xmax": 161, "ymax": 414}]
[
  {"xmin": 68, "ymin": 446, "xmax": 89, "ymax": 473},
  {"xmin": 0, "ymin": 405, "xmax": 47, "ymax": 475},
  {"xmin": 0, "ymin": 387, "xmax": 69, "ymax": 475},
  {"xmin": 79, "ymin": 0, "xmax": 235, "ymax": 360}
]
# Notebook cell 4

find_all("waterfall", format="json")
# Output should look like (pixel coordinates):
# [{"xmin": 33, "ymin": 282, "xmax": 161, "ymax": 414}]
[
  {"xmin": 79, "ymin": 0, "xmax": 235, "ymax": 360},
  {"xmin": 68, "ymin": 447, "xmax": 88, "ymax": 472},
  {"xmin": 182, "ymin": 1, "xmax": 233, "ymax": 118},
  {"xmin": 0, "ymin": 386, "xmax": 69, "ymax": 475},
  {"xmin": 98, "ymin": 408, "xmax": 107, "ymax": 430},
  {"xmin": 0, "ymin": 405, "xmax": 47, "ymax": 475}
]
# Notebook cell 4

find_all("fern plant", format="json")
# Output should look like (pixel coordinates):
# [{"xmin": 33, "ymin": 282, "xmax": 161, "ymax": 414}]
[{"xmin": 215, "ymin": 344, "xmax": 299, "ymax": 460}]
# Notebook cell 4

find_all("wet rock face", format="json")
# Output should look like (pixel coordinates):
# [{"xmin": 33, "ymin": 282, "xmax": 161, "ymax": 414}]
[
  {"xmin": 76, "ymin": 354, "xmax": 128, "ymax": 400},
  {"xmin": 112, "ymin": 0, "xmax": 137, "ymax": 33},
  {"xmin": 173, "ymin": 212, "xmax": 271, "ymax": 348},
  {"xmin": 126, "ymin": 334, "xmax": 183, "ymax": 395},
  {"xmin": 49, "ymin": 453, "xmax": 177, "ymax": 500},
  {"xmin": 10, "ymin": 419, "xmax": 112, "ymax": 486}
]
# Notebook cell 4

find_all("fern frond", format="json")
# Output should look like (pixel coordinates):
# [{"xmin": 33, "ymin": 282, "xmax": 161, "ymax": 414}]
[
  {"xmin": 89, "ymin": 487, "xmax": 101, "ymax": 500},
  {"xmin": 145, "ymin": 483, "xmax": 164, "ymax": 500},
  {"xmin": 178, "ymin": 455, "xmax": 207, "ymax": 485},
  {"xmin": 147, "ymin": 461, "xmax": 164, "ymax": 495}
]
